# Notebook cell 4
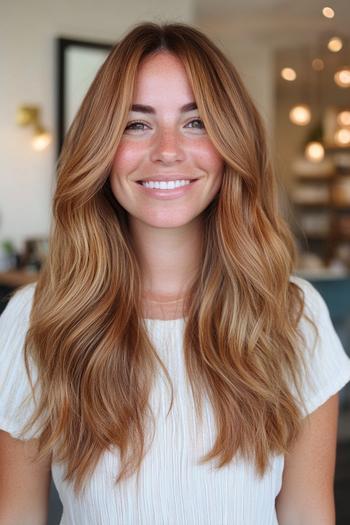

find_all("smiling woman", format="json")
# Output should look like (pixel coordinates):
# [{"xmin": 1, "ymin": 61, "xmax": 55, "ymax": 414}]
[{"xmin": 1, "ymin": 20, "xmax": 350, "ymax": 525}]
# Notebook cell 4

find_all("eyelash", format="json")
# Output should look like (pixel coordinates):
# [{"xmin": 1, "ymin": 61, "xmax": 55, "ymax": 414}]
[{"xmin": 124, "ymin": 118, "xmax": 205, "ymax": 132}]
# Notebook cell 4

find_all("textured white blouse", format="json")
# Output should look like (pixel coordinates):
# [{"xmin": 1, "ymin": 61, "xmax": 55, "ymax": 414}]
[{"xmin": 1, "ymin": 276, "xmax": 350, "ymax": 525}]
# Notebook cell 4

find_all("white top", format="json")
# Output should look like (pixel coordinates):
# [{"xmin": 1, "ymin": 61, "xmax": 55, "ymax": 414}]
[{"xmin": 1, "ymin": 276, "xmax": 350, "ymax": 525}]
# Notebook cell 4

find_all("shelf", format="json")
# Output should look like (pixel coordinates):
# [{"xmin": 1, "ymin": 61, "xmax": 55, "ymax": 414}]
[
  {"xmin": 292, "ymin": 146, "xmax": 350, "ymax": 266},
  {"xmin": 324, "ymin": 145, "xmax": 350, "ymax": 152},
  {"xmin": 296, "ymin": 233, "xmax": 329, "ymax": 242},
  {"xmin": 303, "ymin": 234, "xmax": 330, "ymax": 240},
  {"xmin": 0, "ymin": 270, "xmax": 39, "ymax": 287},
  {"xmin": 292, "ymin": 202, "xmax": 350, "ymax": 209},
  {"xmin": 293, "ymin": 202, "xmax": 332, "ymax": 208},
  {"xmin": 333, "ymin": 205, "xmax": 350, "ymax": 210},
  {"xmin": 294, "ymin": 174, "xmax": 335, "ymax": 181},
  {"xmin": 333, "ymin": 234, "xmax": 350, "ymax": 241}
]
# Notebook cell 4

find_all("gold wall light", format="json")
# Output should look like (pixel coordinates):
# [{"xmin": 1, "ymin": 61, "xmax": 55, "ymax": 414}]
[{"xmin": 16, "ymin": 105, "xmax": 52, "ymax": 151}]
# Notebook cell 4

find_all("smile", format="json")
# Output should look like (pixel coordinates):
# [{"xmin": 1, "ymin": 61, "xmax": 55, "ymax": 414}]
[
  {"xmin": 135, "ymin": 178, "xmax": 199, "ymax": 200},
  {"xmin": 139, "ymin": 180, "xmax": 195, "ymax": 189}
]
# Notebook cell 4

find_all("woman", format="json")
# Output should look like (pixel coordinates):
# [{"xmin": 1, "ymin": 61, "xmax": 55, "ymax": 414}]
[{"xmin": 1, "ymin": 21, "xmax": 350, "ymax": 525}]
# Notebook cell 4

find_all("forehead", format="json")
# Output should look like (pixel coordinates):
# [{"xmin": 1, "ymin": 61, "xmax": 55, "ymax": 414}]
[{"xmin": 132, "ymin": 51, "xmax": 195, "ymax": 106}]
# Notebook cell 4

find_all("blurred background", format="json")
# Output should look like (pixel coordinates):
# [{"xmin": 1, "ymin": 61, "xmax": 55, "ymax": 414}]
[{"xmin": 0, "ymin": 0, "xmax": 349, "ymax": 523}]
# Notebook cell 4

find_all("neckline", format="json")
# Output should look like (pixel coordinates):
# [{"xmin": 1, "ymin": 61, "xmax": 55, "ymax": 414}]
[{"xmin": 144, "ymin": 317, "xmax": 186, "ymax": 323}]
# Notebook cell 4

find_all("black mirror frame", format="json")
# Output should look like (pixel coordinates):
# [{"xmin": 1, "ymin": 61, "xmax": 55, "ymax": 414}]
[{"xmin": 56, "ymin": 37, "xmax": 113, "ymax": 158}]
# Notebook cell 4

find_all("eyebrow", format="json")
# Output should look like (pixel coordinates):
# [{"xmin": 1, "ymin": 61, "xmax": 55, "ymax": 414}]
[{"xmin": 130, "ymin": 102, "xmax": 198, "ymax": 114}]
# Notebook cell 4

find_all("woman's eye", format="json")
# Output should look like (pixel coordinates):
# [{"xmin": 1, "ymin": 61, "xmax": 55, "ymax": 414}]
[
  {"xmin": 124, "ymin": 118, "xmax": 205, "ymax": 133},
  {"xmin": 186, "ymin": 118, "xmax": 205, "ymax": 130},
  {"xmin": 124, "ymin": 121, "xmax": 149, "ymax": 132}
]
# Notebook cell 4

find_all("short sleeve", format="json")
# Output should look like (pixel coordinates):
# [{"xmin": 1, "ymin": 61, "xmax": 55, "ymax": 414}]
[
  {"xmin": 0, "ymin": 282, "xmax": 42, "ymax": 440},
  {"xmin": 290, "ymin": 275, "xmax": 350, "ymax": 417}
]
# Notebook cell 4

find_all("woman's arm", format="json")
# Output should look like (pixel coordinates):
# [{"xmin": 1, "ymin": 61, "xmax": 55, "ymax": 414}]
[
  {"xmin": 0, "ymin": 430, "xmax": 51, "ymax": 525},
  {"xmin": 275, "ymin": 393, "xmax": 339, "ymax": 525}
]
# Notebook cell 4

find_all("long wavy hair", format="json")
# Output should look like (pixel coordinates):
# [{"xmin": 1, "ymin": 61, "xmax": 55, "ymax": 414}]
[{"xmin": 20, "ymin": 21, "xmax": 317, "ymax": 494}]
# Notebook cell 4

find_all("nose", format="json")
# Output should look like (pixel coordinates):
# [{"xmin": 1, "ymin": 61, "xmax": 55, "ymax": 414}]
[{"xmin": 150, "ymin": 127, "xmax": 185, "ymax": 165}]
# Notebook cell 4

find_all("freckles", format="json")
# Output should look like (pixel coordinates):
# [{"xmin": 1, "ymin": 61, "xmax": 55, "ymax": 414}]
[
  {"xmin": 113, "ymin": 140, "xmax": 144, "ymax": 169},
  {"xmin": 195, "ymin": 141, "xmax": 223, "ymax": 171}
]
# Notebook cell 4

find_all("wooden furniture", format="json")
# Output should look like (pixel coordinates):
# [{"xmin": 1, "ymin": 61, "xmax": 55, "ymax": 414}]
[
  {"xmin": 0, "ymin": 270, "xmax": 39, "ymax": 287},
  {"xmin": 291, "ymin": 146, "xmax": 350, "ymax": 267},
  {"xmin": 0, "ymin": 270, "xmax": 39, "ymax": 314}
]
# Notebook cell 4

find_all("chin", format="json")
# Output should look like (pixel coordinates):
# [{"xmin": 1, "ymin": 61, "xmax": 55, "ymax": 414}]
[{"xmin": 140, "ymin": 215, "xmax": 198, "ymax": 229}]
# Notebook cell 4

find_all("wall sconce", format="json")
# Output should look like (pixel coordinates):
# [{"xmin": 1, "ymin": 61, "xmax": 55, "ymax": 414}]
[{"xmin": 16, "ymin": 105, "xmax": 52, "ymax": 151}]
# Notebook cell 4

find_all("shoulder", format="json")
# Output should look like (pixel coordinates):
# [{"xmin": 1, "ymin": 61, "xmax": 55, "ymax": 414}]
[
  {"xmin": 0, "ymin": 282, "xmax": 37, "ymax": 336},
  {"xmin": 0, "ymin": 282, "xmax": 38, "ymax": 383},
  {"xmin": 288, "ymin": 274, "xmax": 327, "ymax": 318},
  {"xmin": 3, "ymin": 281, "xmax": 37, "ymax": 312},
  {"xmin": 288, "ymin": 274, "xmax": 350, "ymax": 416},
  {"xmin": 0, "ymin": 282, "xmax": 40, "ymax": 439},
  {"xmin": 288, "ymin": 274, "xmax": 336, "ymax": 338}
]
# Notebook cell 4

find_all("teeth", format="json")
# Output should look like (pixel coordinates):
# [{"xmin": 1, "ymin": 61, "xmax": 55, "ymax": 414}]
[{"xmin": 142, "ymin": 180, "xmax": 192, "ymax": 189}]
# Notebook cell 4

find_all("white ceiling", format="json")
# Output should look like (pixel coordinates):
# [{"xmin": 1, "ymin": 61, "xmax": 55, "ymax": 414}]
[
  {"xmin": 196, "ymin": 0, "xmax": 350, "ymax": 49},
  {"xmin": 198, "ymin": 0, "xmax": 286, "ymax": 11},
  {"xmin": 196, "ymin": 1, "xmax": 350, "ymax": 100}
]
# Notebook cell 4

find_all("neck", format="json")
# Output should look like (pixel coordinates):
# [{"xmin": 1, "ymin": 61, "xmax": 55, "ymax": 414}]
[{"xmin": 129, "ymin": 216, "xmax": 203, "ymax": 300}]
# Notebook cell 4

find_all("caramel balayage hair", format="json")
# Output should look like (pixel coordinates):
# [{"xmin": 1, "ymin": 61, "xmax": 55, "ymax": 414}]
[{"xmin": 21, "ymin": 21, "xmax": 317, "ymax": 494}]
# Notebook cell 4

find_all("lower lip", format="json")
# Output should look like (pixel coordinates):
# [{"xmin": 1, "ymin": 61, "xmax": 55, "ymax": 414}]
[{"xmin": 135, "ymin": 180, "xmax": 199, "ymax": 200}]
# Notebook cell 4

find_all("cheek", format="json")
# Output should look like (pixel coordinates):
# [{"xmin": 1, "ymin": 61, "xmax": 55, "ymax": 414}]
[
  {"xmin": 112, "ymin": 141, "xmax": 145, "ymax": 175},
  {"xmin": 194, "ymin": 141, "xmax": 224, "ymax": 176}
]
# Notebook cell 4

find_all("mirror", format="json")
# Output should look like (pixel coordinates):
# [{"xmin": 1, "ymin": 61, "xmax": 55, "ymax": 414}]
[{"xmin": 56, "ymin": 37, "xmax": 113, "ymax": 155}]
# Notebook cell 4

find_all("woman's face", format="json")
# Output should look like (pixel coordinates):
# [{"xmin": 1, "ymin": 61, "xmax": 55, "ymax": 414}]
[{"xmin": 110, "ymin": 51, "xmax": 224, "ymax": 229}]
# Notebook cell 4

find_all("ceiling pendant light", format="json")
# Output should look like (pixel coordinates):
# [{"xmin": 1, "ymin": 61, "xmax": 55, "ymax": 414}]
[
  {"xmin": 305, "ymin": 141, "xmax": 325, "ymax": 162},
  {"xmin": 328, "ymin": 37, "xmax": 343, "ymax": 52},
  {"xmin": 334, "ymin": 67, "xmax": 350, "ymax": 88},
  {"xmin": 289, "ymin": 104, "xmax": 312, "ymax": 126},
  {"xmin": 335, "ymin": 128, "xmax": 350, "ymax": 146},
  {"xmin": 322, "ymin": 7, "xmax": 335, "ymax": 19},
  {"xmin": 281, "ymin": 67, "xmax": 297, "ymax": 81},
  {"xmin": 337, "ymin": 111, "xmax": 350, "ymax": 126},
  {"xmin": 312, "ymin": 58, "xmax": 324, "ymax": 71}
]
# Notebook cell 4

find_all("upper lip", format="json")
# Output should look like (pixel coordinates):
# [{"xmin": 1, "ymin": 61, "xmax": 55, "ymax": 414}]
[{"xmin": 136, "ymin": 176, "xmax": 198, "ymax": 182}]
